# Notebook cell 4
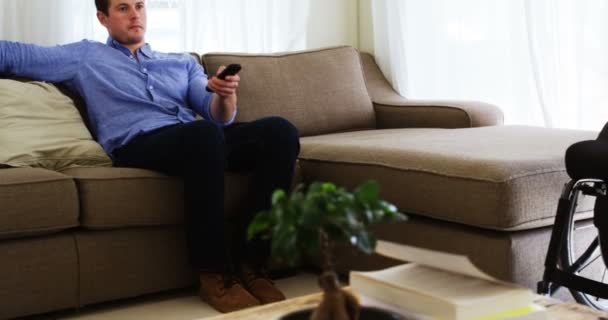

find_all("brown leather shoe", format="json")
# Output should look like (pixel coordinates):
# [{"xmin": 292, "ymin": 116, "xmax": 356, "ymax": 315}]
[
  {"xmin": 199, "ymin": 272, "xmax": 260, "ymax": 313},
  {"xmin": 240, "ymin": 265, "xmax": 286, "ymax": 304}
]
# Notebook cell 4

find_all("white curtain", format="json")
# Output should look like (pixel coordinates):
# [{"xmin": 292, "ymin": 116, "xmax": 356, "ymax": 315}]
[
  {"xmin": 0, "ymin": 0, "xmax": 309, "ymax": 53},
  {"xmin": 0, "ymin": 0, "xmax": 102, "ymax": 45},
  {"xmin": 372, "ymin": 0, "xmax": 608, "ymax": 130},
  {"xmin": 180, "ymin": 0, "xmax": 309, "ymax": 53}
]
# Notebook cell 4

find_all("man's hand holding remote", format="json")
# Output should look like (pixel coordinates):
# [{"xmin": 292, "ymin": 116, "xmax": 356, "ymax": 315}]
[
  {"xmin": 207, "ymin": 64, "xmax": 241, "ymax": 123},
  {"xmin": 207, "ymin": 64, "xmax": 241, "ymax": 98}
]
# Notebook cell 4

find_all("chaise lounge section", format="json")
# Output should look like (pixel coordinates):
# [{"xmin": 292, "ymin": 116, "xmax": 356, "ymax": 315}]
[
  {"xmin": 0, "ymin": 45, "xmax": 595, "ymax": 319},
  {"xmin": 202, "ymin": 46, "xmax": 596, "ymax": 295}
]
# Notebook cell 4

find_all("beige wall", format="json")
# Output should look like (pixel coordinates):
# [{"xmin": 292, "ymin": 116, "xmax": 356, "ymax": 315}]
[
  {"xmin": 306, "ymin": 0, "xmax": 359, "ymax": 49},
  {"xmin": 358, "ymin": 0, "xmax": 374, "ymax": 54},
  {"xmin": 305, "ymin": 0, "xmax": 374, "ymax": 53}
]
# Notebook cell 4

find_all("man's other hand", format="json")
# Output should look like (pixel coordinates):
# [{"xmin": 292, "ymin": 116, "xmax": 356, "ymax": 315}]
[{"xmin": 207, "ymin": 65, "xmax": 240, "ymax": 98}]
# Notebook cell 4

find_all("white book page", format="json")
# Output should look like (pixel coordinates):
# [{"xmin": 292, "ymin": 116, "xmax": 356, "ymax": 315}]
[
  {"xmin": 360, "ymin": 264, "xmax": 527, "ymax": 301},
  {"xmin": 375, "ymin": 240, "xmax": 516, "ymax": 286}
]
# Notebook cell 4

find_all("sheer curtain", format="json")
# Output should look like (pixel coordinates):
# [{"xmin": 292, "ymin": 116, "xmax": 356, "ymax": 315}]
[
  {"xmin": 372, "ymin": 0, "xmax": 608, "ymax": 130},
  {"xmin": 0, "ymin": 0, "xmax": 309, "ymax": 53},
  {"xmin": 180, "ymin": 0, "xmax": 309, "ymax": 53},
  {"xmin": 0, "ymin": 0, "xmax": 104, "ymax": 45}
]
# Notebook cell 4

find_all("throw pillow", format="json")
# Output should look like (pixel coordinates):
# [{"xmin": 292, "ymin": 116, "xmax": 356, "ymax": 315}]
[{"xmin": 0, "ymin": 79, "xmax": 112, "ymax": 171}]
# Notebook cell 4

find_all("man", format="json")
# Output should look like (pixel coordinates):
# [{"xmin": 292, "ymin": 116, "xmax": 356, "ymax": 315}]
[{"xmin": 0, "ymin": 0, "xmax": 300, "ymax": 313}]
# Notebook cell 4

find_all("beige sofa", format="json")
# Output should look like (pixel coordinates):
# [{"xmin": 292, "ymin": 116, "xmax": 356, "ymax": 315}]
[{"xmin": 0, "ymin": 46, "xmax": 595, "ymax": 319}]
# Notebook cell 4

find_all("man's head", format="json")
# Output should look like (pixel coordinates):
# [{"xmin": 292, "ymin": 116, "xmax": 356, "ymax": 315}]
[
  {"xmin": 95, "ymin": 0, "xmax": 110, "ymax": 15},
  {"xmin": 96, "ymin": 0, "xmax": 147, "ymax": 50}
]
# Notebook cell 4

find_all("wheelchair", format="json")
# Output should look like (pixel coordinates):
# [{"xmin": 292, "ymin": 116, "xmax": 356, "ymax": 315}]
[{"xmin": 538, "ymin": 123, "xmax": 608, "ymax": 310}]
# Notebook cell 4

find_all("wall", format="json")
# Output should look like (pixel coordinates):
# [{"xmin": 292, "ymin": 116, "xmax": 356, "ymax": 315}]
[
  {"xmin": 306, "ymin": 0, "xmax": 359, "ymax": 50},
  {"xmin": 358, "ymin": 0, "xmax": 374, "ymax": 54},
  {"xmin": 305, "ymin": 0, "xmax": 374, "ymax": 54}
]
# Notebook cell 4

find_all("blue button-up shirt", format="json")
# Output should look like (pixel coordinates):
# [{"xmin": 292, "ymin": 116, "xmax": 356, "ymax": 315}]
[{"xmin": 0, "ymin": 38, "xmax": 236, "ymax": 155}]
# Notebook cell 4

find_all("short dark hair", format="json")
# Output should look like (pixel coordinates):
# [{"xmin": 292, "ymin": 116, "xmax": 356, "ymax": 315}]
[{"xmin": 95, "ymin": 0, "xmax": 110, "ymax": 15}]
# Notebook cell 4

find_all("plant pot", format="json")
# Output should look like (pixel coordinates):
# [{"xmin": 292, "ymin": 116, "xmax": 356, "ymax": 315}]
[{"xmin": 279, "ymin": 306, "xmax": 407, "ymax": 320}]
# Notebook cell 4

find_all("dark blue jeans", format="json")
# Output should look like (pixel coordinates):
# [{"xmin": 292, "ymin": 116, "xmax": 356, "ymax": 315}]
[{"xmin": 112, "ymin": 117, "xmax": 300, "ymax": 272}]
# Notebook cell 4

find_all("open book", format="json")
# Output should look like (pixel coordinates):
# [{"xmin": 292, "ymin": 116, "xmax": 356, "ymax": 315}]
[{"xmin": 349, "ymin": 241, "xmax": 547, "ymax": 320}]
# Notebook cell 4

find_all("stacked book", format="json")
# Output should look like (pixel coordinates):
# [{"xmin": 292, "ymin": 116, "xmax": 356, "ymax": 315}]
[{"xmin": 350, "ymin": 241, "xmax": 547, "ymax": 320}]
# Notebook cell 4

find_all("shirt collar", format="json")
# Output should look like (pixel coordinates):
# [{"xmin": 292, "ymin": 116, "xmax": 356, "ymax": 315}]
[
  {"xmin": 139, "ymin": 43, "xmax": 153, "ymax": 58},
  {"xmin": 106, "ymin": 37, "xmax": 153, "ymax": 59}
]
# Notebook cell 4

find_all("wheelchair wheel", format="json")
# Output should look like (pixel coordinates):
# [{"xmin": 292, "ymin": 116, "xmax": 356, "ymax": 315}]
[{"xmin": 559, "ymin": 180, "xmax": 608, "ymax": 310}]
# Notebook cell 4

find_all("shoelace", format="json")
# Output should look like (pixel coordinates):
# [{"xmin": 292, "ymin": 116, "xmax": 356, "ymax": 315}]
[
  {"xmin": 242, "ymin": 267, "xmax": 273, "ymax": 285},
  {"xmin": 217, "ymin": 272, "xmax": 240, "ymax": 290}
]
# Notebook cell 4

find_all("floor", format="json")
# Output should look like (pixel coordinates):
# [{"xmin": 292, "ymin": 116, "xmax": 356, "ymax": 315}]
[{"xmin": 44, "ymin": 272, "xmax": 320, "ymax": 320}]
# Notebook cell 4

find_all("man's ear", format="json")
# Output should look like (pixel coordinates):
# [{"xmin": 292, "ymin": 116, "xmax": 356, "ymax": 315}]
[{"xmin": 96, "ymin": 11, "xmax": 108, "ymax": 27}]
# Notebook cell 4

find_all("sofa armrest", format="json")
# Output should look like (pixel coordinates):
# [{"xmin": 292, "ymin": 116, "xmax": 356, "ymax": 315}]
[
  {"xmin": 359, "ymin": 52, "xmax": 504, "ymax": 129},
  {"xmin": 374, "ymin": 98, "xmax": 504, "ymax": 129}
]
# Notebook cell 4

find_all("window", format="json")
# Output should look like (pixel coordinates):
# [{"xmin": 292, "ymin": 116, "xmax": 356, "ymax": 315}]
[{"xmin": 146, "ymin": 0, "xmax": 182, "ymax": 52}]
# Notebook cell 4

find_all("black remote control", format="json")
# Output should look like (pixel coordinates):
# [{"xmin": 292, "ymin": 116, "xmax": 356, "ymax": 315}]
[{"xmin": 217, "ymin": 64, "xmax": 242, "ymax": 80}]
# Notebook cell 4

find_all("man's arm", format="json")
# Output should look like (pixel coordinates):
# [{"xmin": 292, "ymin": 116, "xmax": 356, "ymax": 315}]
[
  {"xmin": 208, "ymin": 68, "xmax": 238, "ymax": 123},
  {"xmin": 209, "ymin": 93, "xmax": 237, "ymax": 123},
  {"xmin": 0, "ymin": 40, "xmax": 85, "ymax": 82},
  {"xmin": 187, "ymin": 57, "xmax": 238, "ymax": 125}
]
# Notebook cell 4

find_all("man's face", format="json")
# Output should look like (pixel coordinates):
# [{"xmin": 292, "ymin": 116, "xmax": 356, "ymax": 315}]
[{"xmin": 97, "ymin": 0, "xmax": 147, "ymax": 47}]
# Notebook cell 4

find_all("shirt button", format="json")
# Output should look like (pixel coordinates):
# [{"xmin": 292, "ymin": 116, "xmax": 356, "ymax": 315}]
[
  {"xmin": 142, "ymin": 68, "xmax": 147, "ymax": 72},
  {"xmin": 149, "ymin": 85, "xmax": 154, "ymax": 90}
]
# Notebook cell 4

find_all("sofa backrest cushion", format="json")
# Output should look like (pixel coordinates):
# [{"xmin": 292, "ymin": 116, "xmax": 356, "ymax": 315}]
[
  {"xmin": 202, "ymin": 46, "xmax": 376, "ymax": 137},
  {"xmin": 0, "ymin": 79, "xmax": 112, "ymax": 171}
]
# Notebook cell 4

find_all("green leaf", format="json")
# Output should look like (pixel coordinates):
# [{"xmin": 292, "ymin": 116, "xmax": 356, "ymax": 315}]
[
  {"xmin": 355, "ymin": 180, "xmax": 380, "ymax": 204},
  {"xmin": 271, "ymin": 189, "xmax": 287, "ymax": 206},
  {"xmin": 247, "ymin": 211, "xmax": 272, "ymax": 240},
  {"xmin": 298, "ymin": 205, "xmax": 324, "ymax": 228},
  {"xmin": 379, "ymin": 200, "xmax": 407, "ymax": 221},
  {"xmin": 379, "ymin": 200, "xmax": 397, "ymax": 214},
  {"xmin": 324, "ymin": 223, "xmax": 349, "ymax": 243},
  {"xmin": 321, "ymin": 182, "xmax": 337, "ymax": 193},
  {"xmin": 271, "ymin": 223, "xmax": 299, "ymax": 265},
  {"xmin": 352, "ymin": 231, "xmax": 376, "ymax": 254}
]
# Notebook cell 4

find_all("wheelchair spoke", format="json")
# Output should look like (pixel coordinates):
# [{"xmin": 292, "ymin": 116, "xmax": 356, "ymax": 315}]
[
  {"xmin": 567, "ymin": 237, "xmax": 599, "ymax": 273},
  {"xmin": 578, "ymin": 252, "xmax": 601, "ymax": 273},
  {"xmin": 574, "ymin": 224, "xmax": 596, "ymax": 231},
  {"xmin": 595, "ymin": 269, "xmax": 608, "ymax": 302}
]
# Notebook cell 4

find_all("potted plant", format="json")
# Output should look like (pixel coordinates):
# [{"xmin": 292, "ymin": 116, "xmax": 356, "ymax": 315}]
[{"xmin": 247, "ymin": 180, "xmax": 407, "ymax": 320}]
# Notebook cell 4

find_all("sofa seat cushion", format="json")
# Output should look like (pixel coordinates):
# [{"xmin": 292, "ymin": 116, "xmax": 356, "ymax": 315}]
[
  {"xmin": 61, "ymin": 167, "xmax": 184, "ymax": 229},
  {"xmin": 61, "ymin": 167, "xmax": 254, "ymax": 229},
  {"xmin": 299, "ymin": 125, "xmax": 596, "ymax": 231},
  {"xmin": 0, "ymin": 168, "xmax": 79, "ymax": 239}
]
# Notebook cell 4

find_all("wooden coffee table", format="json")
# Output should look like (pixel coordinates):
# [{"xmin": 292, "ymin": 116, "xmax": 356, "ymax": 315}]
[{"xmin": 203, "ymin": 289, "xmax": 608, "ymax": 320}]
